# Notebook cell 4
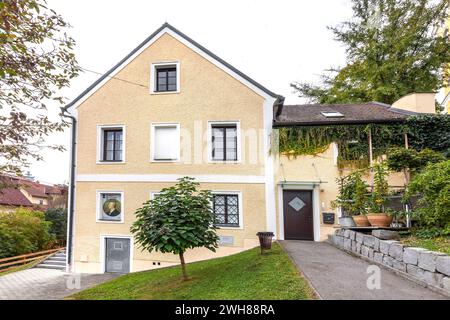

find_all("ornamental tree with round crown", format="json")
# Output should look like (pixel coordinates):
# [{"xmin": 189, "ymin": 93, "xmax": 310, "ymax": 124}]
[{"xmin": 130, "ymin": 177, "xmax": 219, "ymax": 280}]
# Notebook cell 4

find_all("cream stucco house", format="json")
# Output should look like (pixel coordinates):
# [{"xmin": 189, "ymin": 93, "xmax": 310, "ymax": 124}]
[{"xmin": 64, "ymin": 23, "xmax": 434, "ymax": 274}]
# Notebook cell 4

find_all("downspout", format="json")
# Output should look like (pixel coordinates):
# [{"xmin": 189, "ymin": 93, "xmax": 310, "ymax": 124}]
[{"xmin": 61, "ymin": 107, "xmax": 76, "ymax": 273}]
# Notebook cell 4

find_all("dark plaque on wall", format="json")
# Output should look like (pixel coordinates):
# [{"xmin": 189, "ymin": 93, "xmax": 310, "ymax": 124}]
[{"xmin": 322, "ymin": 212, "xmax": 335, "ymax": 224}]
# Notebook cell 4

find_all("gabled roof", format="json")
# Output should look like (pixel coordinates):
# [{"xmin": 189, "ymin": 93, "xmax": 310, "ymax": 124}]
[
  {"xmin": 0, "ymin": 174, "xmax": 64, "ymax": 206},
  {"xmin": 273, "ymin": 102, "xmax": 418, "ymax": 127},
  {"xmin": 21, "ymin": 181, "xmax": 49, "ymax": 198},
  {"xmin": 0, "ymin": 188, "xmax": 33, "ymax": 207},
  {"xmin": 65, "ymin": 23, "xmax": 278, "ymax": 110},
  {"xmin": 0, "ymin": 176, "xmax": 33, "ymax": 207}
]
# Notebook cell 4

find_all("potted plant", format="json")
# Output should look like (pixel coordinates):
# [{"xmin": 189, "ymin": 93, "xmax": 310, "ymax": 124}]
[
  {"xmin": 332, "ymin": 171, "xmax": 369, "ymax": 227},
  {"xmin": 367, "ymin": 163, "xmax": 393, "ymax": 227}
]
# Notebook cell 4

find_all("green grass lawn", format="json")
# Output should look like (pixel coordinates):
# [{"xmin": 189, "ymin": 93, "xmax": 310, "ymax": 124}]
[
  {"xmin": 401, "ymin": 236, "xmax": 450, "ymax": 255},
  {"xmin": 68, "ymin": 242, "xmax": 315, "ymax": 300}
]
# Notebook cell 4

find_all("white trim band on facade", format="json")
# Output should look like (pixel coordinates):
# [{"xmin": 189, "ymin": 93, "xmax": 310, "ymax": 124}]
[{"xmin": 76, "ymin": 174, "xmax": 266, "ymax": 184}]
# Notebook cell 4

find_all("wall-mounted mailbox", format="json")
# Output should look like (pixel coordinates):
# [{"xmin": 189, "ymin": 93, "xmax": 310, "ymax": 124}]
[{"xmin": 322, "ymin": 212, "xmax": 335, "ymax": 224}]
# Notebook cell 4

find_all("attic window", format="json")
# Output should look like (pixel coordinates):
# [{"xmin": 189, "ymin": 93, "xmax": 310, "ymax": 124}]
[
  {"xmin": 151, "ymin": 62, "xmax": 180, "ymax": 94},
  {"xmin": 321, "ymin": 111, "xmax": 344, "ymax": 118}
]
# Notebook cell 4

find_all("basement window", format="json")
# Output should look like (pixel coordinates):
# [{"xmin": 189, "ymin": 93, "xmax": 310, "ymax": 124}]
[{"xmin": 321, "ymin": 111, "xmax": 344, "ymax": 118}]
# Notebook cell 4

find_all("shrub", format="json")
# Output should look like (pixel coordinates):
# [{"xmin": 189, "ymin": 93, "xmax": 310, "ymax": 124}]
[
  {"xmin": 412, "ymin": 227, "xmax": 450, "ymax": 239},
  {"xmin": 386, "ymin": 147, "xmax": 445, "ymax": 172},
  {"xmin": 44, "ymin": 208, "xmax": 67, "ymax": 244},
  {"xmin": 369, "ymin": 163, "xmax": 389, "ymax": 213},
  {"xmin": 406, "ymin": 160, "xmax": 450, "ymax": 229},
  {"xmin": 417, "ymin": 148, "xmax": 446, "ymax": 167},
  {"xmin": 0, "ymin": 208, "xmax": 54, "ymax": 258},
  {"xmin": 332, "ymin": 171, "xmax": 368, "ymax": 216}
]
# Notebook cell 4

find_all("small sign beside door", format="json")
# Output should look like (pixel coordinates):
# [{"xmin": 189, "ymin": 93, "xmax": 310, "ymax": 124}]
[{"xmin": 322, "ymin": 212, "xmax": 335, "ymax": 224}]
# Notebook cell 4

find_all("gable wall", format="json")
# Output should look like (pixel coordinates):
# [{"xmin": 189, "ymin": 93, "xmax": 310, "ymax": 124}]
[{"xmin": 76, "ymin": 33, "xmax": 266, "ymax": 176}]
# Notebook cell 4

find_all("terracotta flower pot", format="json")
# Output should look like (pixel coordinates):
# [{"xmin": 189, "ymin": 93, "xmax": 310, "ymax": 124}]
[
  {"xmin": 352, "ymin": 215, "xmax": 371, "ymax": 227},
  {"xmin": 366, "ymin": 214, "xmax": 393, "ymax": 227}
]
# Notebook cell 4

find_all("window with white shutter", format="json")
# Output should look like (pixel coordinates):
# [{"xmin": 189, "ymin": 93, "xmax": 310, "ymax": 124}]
[{"xmin": 151, "ymin": 124, "xmax": 180, "ymax": 161}]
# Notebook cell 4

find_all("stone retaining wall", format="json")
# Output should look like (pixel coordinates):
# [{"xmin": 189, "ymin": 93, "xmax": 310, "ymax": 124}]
[{"xmin": 330, "ymin": 229, "xmax": 450, "ymax": 295}]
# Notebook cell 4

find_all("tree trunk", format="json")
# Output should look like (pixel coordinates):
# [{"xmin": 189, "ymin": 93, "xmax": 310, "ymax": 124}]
[{"xmin": 179, "ymin": 252, "xmax": 188, "ymax": 280}]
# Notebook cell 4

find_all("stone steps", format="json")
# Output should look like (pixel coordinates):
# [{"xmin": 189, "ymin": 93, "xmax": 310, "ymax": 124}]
[{"xmin": 34, "ymin": 250, "xmax": 66, "ymax": 271}]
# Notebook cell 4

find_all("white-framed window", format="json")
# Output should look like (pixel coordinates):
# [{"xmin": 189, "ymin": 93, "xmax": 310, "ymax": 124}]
[
  {"xmin": 211, "ymin": 191, "xmax": 243, "ymax": 229},
  {"xmin": 208, "ymin": 121, "xmax": 241, "ymax": 163},
  {"xmin": 150, "ymin": 123, "xmax": 180, "ymax": 162},
  {"xmin": 97, "ymin": 125, "xmax": 125, "ymax": 164},
  {"xmin": 96, "ymin": 191, "xmax": 124, "ymax": 223},
  {"xmin": 150, "ymin": 62, "xmax": 180, "ymax": 94}
]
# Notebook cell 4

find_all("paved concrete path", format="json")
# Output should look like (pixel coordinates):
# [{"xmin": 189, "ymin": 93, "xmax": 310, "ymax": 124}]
[
  {"xmin": 281, "ymin": 240, "xmax": 448, "ymax": 300},
  {"xmin": 0, "ymin": 268, "xmax": 119, "ymax": 300}
]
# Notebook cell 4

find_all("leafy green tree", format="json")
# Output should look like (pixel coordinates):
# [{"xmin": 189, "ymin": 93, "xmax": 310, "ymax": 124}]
[
  {"xmin": 131, "ymin": 177, "xmax": 219, "ymax": 280},
  {"xmin": 44, "ymin": 208, "xmax": 67, "ymax": 244},
  {"xmin": 0, "ymin": 208, "xmax": 54, "ymax": 258},
  {"xmin": 406, "ymin": 160, "xmax": 450, "ymax": 229},
  {"xmin": 0, "ymin": 0, "xmax": 80, "ymax": 174},
  {"xmin": 292, "ymin": 0, "xmax": 450, "ymax": 105}
]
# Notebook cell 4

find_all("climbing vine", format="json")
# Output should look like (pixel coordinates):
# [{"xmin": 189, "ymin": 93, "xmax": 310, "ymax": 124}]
[
  {"xmin": 277, "ymin": 123, "xmax": 405, "ymax": 168},
  {"xmin": 277, "ymin": 114, "xmax": 450, "ymax": 169},
  {"xmin": 406, "ymin": 115, "xmax": 450, "ymax": 157}
]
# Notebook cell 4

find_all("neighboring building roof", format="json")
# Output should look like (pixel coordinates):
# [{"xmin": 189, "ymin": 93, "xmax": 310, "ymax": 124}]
[
  {"xmin": 0, "ymin": 188, "xmax": 33, "ymax": 207},
  {"xmin": 21, "ymin": 181, "xmax": 49, "ymax": 198},
  {"xmin": 273, "ymin": 102, "xmax": 418, "ymax": 127},
  {"xmin": 65, "ymin": 22, "xmax": 279, "ymax": 111},
  {"xmin": 0, "ymin": 182, "xmax": 33, "ymax": 207},
  {"xmin": 0, "ymin": 174, "xmax": 64, "ymax": 207}
]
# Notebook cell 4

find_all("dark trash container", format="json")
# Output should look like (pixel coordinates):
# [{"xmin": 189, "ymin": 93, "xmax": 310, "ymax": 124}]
[{"xmin": 256, "ymin": 231, "xmax": 274, "ymax": 254}]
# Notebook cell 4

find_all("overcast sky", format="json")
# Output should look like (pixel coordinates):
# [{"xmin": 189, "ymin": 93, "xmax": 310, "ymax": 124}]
[{"xmin": 29, "ymin": 0, "xmax": 353, "ymax": 184}]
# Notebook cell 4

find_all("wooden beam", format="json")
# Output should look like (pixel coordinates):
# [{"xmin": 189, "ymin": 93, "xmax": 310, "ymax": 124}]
[
  {"xmin": 368, "ymin": 127, "xmax": 373, "ymax": 167},
  {"xmin": 404, "ymin": 132, "xmax": 409, "ymax": 149}
]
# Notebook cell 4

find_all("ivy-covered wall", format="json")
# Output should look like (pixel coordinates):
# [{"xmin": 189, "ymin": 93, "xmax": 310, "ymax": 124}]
[
  {"xmin": 406, "ymin": 115, "xmax": 450, "ymax": 157},
  {"xmin": 277, "ymin": 115, "xmax": 450, "ymax": 168}
]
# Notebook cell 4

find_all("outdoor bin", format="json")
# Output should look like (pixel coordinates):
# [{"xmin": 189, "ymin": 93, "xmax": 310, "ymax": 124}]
[{"xmin": 256, "ymin": 231, "xmax": 274, "ymax": 254}]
